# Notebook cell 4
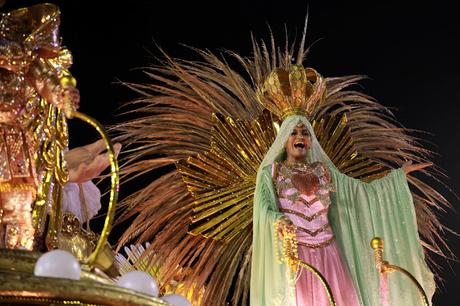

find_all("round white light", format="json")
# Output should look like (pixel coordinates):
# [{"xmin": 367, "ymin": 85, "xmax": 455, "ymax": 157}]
[
  {"xmin": 162, "ymin": 294, "xmax": 191, "ymax": 306},
  {"xmin": 34, "ymin": 250, "xmax": 80, "ymax": 280},
  {"xmin": 117, "ymin": 270, "xmax": 159, "ymax": 297}
]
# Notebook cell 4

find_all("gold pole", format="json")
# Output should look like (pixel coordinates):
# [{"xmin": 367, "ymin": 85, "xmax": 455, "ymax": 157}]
[
  {"xmin": 370, "ymin": 237, "xmax": 429, "ymax": 306},
  {"xmin": 297, "ymin": 259, "xmax": 337, "ymax": 306},
  {"xmin": 69, "ymin": 111, "xmax": 119, "ymax": 267}
]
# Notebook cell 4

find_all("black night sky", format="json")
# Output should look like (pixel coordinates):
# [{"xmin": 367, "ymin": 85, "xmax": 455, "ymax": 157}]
[{"xmin": 3, "ymin": 1, "xmax": 460, "ymax": 305}]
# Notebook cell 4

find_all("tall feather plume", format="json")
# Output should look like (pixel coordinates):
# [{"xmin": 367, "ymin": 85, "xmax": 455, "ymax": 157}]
[{"xmin": 112, "ymin": 26, "xmax": 452, "ymax": 305}]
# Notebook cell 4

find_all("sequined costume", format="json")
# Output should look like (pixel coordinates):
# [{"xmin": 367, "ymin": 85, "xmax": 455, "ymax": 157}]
[
  {"xmin": 0, "ymin": 4, "xmax": 78, "ymax": 250},
  {"xmin": 273, "ymin": 161, "xmax": 360, "ymax": 305}
]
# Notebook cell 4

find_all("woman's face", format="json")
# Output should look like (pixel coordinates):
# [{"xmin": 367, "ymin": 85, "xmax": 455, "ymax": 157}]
[{"xmin": 284, "ymin": 124, "xmax": 311, "ymax": 160}]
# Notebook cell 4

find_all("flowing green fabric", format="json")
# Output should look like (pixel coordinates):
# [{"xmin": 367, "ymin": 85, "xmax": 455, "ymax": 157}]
[
  {"xmin": 250, "ymin": 115, "xmax": 435, "ymax": 306},
  {"xmin": 251, "ymin": 164, "xmax": 297, "ymax": 306},
  {"xmin": 329, "ymin": 168, "xmax": 435, "ymax": 305}
]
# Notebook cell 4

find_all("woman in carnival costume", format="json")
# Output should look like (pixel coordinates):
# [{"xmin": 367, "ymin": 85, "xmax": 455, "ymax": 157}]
[
  {"xmin": 113, "ymin": 27, "xmax": 449, "ymax": 305},
  {"xmin": 251, "ymin": 65, "xmax": 434, "ymax": 305}
]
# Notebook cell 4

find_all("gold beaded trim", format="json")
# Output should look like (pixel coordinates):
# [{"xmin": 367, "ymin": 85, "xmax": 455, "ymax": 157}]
[
  {"xmin": 298, "ymin": 196, "xmax": 319, "ymax": 207},
  {"xmin": 298, "ymin": 237, "xmax": 335, "ymax": 249},
  {"xmin": 285, "ymin": 193, "xmax": 317, "ymax": 206},
  {"xmin": 297, "ymin": 223, "xmax": 331, "ymax": 236},
  {"xmin": 280, "ymin": 208, "xmax": 328, "ymax": 222}
]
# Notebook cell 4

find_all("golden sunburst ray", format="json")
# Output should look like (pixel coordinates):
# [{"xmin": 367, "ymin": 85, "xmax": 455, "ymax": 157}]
[{"xmin": 176, "ymin": 111, "xmax": 277, "ymax": 242}]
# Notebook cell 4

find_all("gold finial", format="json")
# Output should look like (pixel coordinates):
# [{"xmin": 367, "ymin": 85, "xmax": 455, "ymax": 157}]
[
  {"xmin": 370, "ymin": 237, "xmax": 384, "ymax": 250},
  {"xmin": 257, "ymin": 65, "xmax": 327, "ymax": 120}
]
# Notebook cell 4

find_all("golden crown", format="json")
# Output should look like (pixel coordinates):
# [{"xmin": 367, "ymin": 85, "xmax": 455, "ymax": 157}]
[{"xmin": 257, "ymin": 65, "xmax": 326, "ymax": 120}]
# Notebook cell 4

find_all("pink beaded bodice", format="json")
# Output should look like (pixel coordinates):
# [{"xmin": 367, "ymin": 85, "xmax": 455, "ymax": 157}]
[{"xmin": 273, "ymin": 161, "xmax": 336, "ymax": 248}]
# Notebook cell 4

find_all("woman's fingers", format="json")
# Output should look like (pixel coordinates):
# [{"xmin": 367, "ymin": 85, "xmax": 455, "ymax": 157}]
[
  {"xmin": 68, "ymin": 162, "xmax": 88, "ymax": 183},
  {"xmin": 67, "ymin": 142, "xmax": 122, "ymax": 182},
  {"xmin": 277, "ymin": 218, "xmax": 295, "ymax": 240},
  {"xmin": 85, "ymin": 139, "xmax": 106, "ymax": 155}
]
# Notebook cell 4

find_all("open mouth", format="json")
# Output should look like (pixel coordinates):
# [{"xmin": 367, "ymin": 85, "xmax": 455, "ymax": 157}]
[{"xmin": 294, "ymin": 142, "xmax": 305, "ymax": 149}]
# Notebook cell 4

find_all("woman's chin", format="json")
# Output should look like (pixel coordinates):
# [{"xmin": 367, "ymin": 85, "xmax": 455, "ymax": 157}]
[{"xmin": 291, "ymin": 153, "xmax": 307, "ymax": 160}]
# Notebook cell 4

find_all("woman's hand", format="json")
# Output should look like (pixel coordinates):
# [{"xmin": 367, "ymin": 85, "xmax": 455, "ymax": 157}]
[
  {"xmin": 61, "ymin": 86, "xmax": 80, "ymax": 118},
  {"xmin": 65, "ymin": 139, "xmax": 122, "ymax": 183},
  {"xmin": 277, "ymin": 217, "xmax": 295, "ymax": 240},
  {"xmin": 402, "ymin": 161, "xmax": 433, "ymax": 174}
]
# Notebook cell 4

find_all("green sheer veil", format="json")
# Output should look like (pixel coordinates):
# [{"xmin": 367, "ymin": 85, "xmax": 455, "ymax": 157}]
[{"xmin": 250, "ymin": 114, "xmax": 435, "ymax": 306}]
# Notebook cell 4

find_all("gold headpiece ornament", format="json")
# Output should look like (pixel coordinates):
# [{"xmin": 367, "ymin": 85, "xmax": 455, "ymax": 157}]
[
  {"xmin": 0, "ymin": 3, "xmax": 61, "ymax": 69},
  {"xmin": 257, "ymin": 65, "xmax": 326, "ymax": 120}
]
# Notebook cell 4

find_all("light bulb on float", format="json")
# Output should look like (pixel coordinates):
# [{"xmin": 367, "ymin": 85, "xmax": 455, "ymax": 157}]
[{"xmin": 34, "ymin": 250, "xmax": 81, "ymax": 280}]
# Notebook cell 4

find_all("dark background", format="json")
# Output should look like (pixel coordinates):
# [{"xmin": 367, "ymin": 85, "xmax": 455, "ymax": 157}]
[{"xmin": 3, "ymin": 1, "xmax": 459, "ymax": 305}]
